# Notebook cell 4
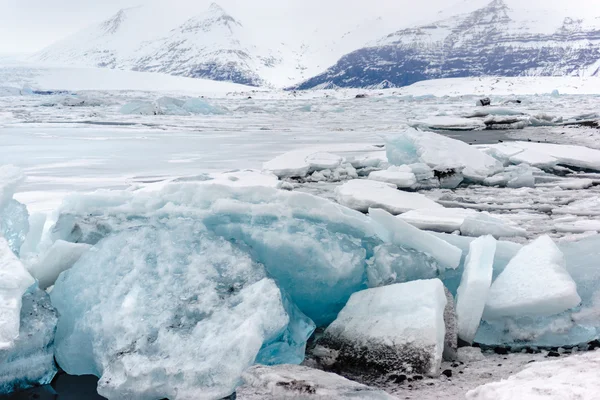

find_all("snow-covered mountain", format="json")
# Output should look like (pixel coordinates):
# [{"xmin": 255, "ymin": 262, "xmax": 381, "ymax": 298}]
[
  {"xmin": 34, "ymin": 0, "xmax": 600, "ymax": 89},
  {"xmin": 296, "ymin": 0, "xmax": 600, "ymax": 89}
]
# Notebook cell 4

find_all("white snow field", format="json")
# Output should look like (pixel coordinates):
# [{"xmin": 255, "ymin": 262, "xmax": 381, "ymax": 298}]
[{"xmin": 3, "ymin": 70, "xmax": 600, "ymax": 399}]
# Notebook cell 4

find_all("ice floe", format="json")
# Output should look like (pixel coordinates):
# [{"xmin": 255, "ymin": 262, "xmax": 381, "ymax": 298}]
[{"xmin": 335, "ymin": 179, "xmax": 442, "ymax": 215}]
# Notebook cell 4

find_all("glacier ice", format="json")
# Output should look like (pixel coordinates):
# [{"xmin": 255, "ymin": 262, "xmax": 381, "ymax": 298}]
[
  {"xmin": 317, "ymin": 279, "xmax": 447, "ymax": 379},
  {"xmin": 484, "ymin": 235, "xmax": 581, "ymax": 320},
  {"xmin": 336, "ymin": 179, "xmax": 442, "ymax": 215},
  {"xmin": 455, "ymin": 236, "xmax": 496, "ymax": 344},
  {"xmin": 19, "ymin": 213, "xmax": 46, "ymax": 257},
  {"xmin": 367, "ymin": 244, "xmax": 441, "ymax": 288},
  {"xmin": 0, "ymin": 166, "xmax": 29, "ymax": 256},
  {"xmin": 51, "ymin": 220, "xmax": 314, "ymax": 400},
  {"xmin": 28, "ymin": 240, "xmax": 92, "ymax": 290},
  {"xmin": 0, "ymin": 237, "xmax": 35, "ymax": 350},
  {"xmin": 369, "ymin": 208, "xmax": 462, "ymax": 270},
  {"xmin": 0, "ymin": 288, "xmax": 57, "ymax": 394},
  {"xmin": 386, "ymin": 128, "xmax": 503, "ymax": 182}
]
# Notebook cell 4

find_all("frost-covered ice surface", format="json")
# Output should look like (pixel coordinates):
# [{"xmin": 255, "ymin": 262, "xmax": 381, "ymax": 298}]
[{"xmin": 467, "ymin": 350, "xmax": 600, "ymax": 400}]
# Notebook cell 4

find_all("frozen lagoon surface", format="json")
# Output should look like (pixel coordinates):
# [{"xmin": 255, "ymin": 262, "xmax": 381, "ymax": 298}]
[{"xmin": 3, "ymin": 74, "xmax": 600, "ymax": 400}]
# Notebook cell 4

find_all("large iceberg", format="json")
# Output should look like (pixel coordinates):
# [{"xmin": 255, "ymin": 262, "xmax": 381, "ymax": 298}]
[
  {"xmin": 386, "ymin": 128, "xmax": 503, "ymax": 182},
  {"xmin": 51, "ymin": 221, "xmax": 315, "ymax": 400}
]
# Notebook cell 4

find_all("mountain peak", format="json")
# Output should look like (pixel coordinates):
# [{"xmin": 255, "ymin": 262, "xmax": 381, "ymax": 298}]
[{"xmin": 208, "ymin": 2, "xmax": 227, "ymax": 15}]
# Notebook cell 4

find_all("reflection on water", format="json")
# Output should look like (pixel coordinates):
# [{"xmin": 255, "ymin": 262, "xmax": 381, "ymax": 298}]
[{"xmin": 1, "ymin": 374, "xmax": 105, "ymax": 400}]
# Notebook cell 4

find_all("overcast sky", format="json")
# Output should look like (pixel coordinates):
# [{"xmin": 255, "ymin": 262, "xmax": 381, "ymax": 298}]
[{"xmin": 0, "ymin": 0, "xmax": 596, "ymax": 54}]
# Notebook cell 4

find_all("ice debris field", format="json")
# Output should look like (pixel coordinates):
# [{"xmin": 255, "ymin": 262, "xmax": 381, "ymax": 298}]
[{"xmin": 2, "ymin": 77, "xmax": 600, "ymax": 399}]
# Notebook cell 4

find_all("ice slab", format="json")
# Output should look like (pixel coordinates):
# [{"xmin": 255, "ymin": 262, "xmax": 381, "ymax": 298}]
[
  {"xmin": 336, "ymin": 179, "xmax": 442, "ymax": 215},
  {"xmin": 386, "ymin": 128, "xmax": 503, "ymax": 182},
  {"xmin": 368, "ymin": 166, "xmax": 417, "ymax": 188},
  {"xmin": 466, "ymin": 350, "xmax": 600, "ymax": 400},
  {"xmin": 483, "ymin": 164, "xmax": 536, "ymax": 188},
  {"xmin": 50, "ymin": 222, "xmax": 314, "ymax": 400},
  {"xmin": 484, "ymin": 236, "xmax": 581, "ymax": 320},
  {"xmin": 412, "ymin": 116, "xmax": 486, "ymax": 131},
  {"xmin": 28, "ymin": 240, "xmax": 92, "ymax": 290},
  {"xmin": 555, "ymin": 220, "xmax": 600, "ymax": 234},
  {"xmin": 483, "ymin": 142, "xmax": 600, "ymax": 171},
  {"xmin": 237, "ymin": 365, "xmax": 398, "ymax": 399},
  {"xmin": 264, "ymin": 150, "xmax": 341, "ymax": 178},
  {"xmin": 0, "ymin": 238, "xmax": 35, "ymax": 350},
  {"xmin": 398, "ymin": 208, "xmax": 526, "ymax": 238},
  {"xmin": 554, "ymin": 178, "xmax": 594, "ymax": 190},
  {"xmin": 455, "ymin": 236, "xmax": 496, "ymax": 344},
  {"xmin": 19, "ymin": 213, "xmax": 46, "ymax": 257},
  {"xmin": 318, "ymin": 279, "xmax": 447, "ymax": 379},
  {"xmin": 0, "ymin": 288, "xmax": 57, "ymax": 394},
  {"xmin": 370, "ymin": 208, "xmax": 462, "ymax": 270}
]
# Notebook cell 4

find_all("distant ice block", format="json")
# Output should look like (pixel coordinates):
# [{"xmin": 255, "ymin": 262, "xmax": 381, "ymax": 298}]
[
  {"xmin": 466, "ymin": 350, "xmax": 600, "ymax": 400},
  {"xmin": 482, "ymin": 142, "xmax": 600, "ymax": 171},
  {"xmin": 0, "ymin": 238, "xmax": 35, "ymax": 350},
  {"xmin": 370, "ymin": 208, "xmax": 462, "ymax": 271},
  {"xmin": 0, "ymin": 288, "xmax": 57, "ymax": 394},
  {"xmin": 386, "ymin": 128, "xmax": 503, "ymax": 182},
  {"xmin": 455, "ymin": 236, "xmax": 496, "ymax": 344},
  {"xmin": 238, "ymin": 365, "xmax": 398, "ymax": 399},
  {"xmin": 412, "ymin": 116, "xmax": 486, "ymax": 131},
  {"xmin": 555, "ymin": 220, "xmax": 600, "ymax": 234},
  {"xmin": 120, "ymin": 97, "xmax": 223, "ymax": 116},
  {"xmin": 484, "ymin": 236, "xmax": 581, "ymax": 320},
  {"xmin": 399, "ymin": 208, "xmax": 526, "ymax": 238},
  {"xmin": 51, "ymin": 222, "xmax": 314, "ymax": 400},
  {"xmin": 318, "ymin": 279, "xmax": 447, "ymax": 379},
  {"xmin": 263, "ymin": 150, "xmax": 341, "ymax": 178},
  {"xmin": 336, "ymin": 179, "xmax": 442, "ymax": 215},
  {"xmin": 459, "ymin": 213, "xmax": 527, "ymax": 238},
  {"xmin": 368, "ymin": 166, "xmax": 417, "ymax": 188},
  {"xmin": 483, "ymin": 164, "xmax": 536, "ymax": 188},
  {"xmin": 28, "ymin": 240, "xmax": 92, "ymax": 290}
]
